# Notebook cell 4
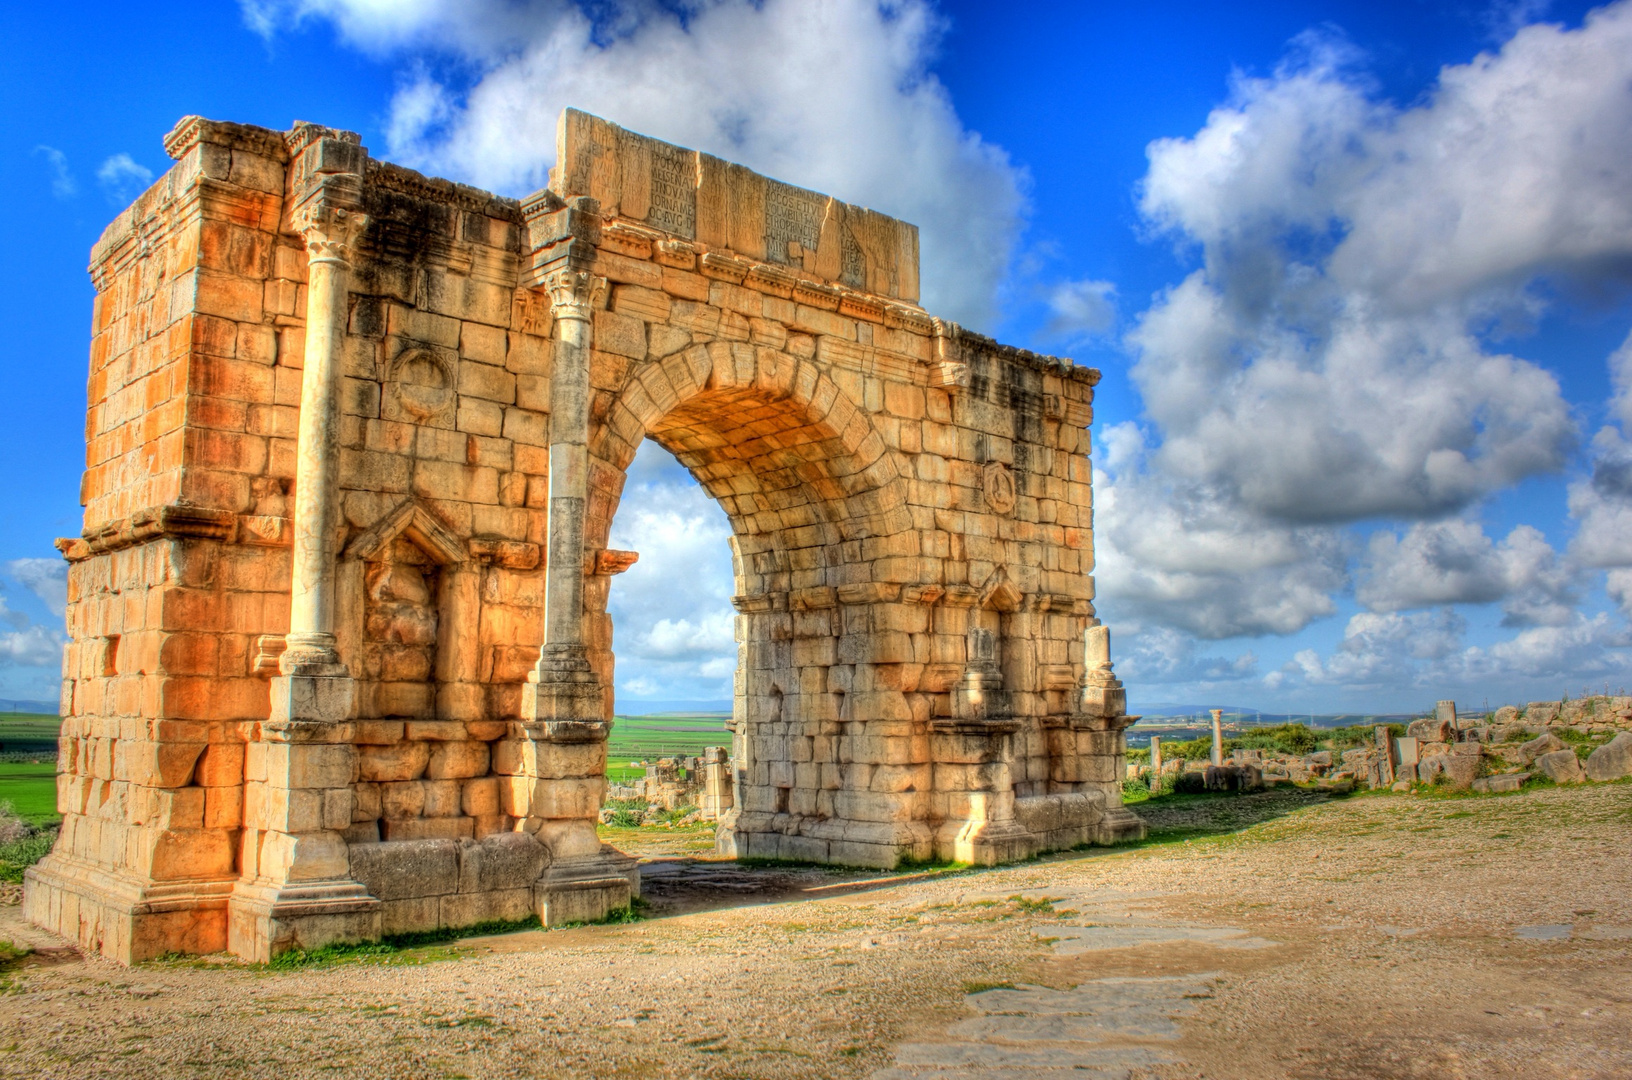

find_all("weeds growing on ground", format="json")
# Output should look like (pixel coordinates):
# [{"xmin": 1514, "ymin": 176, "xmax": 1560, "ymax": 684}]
[
  {"xmin": 0, "ymin": 801, "xmax": 53, "ymax": 883},
  {"xmin": 256, "ymin": 915, "xmax": 545, "ymax": 970},
  {"xmin": 962, "ymin": 981, "xmax": 1018, "ymax": 994}
]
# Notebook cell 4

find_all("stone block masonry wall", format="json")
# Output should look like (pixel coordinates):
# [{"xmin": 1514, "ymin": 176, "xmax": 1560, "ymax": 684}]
[{"xmin": 29, "ymin": 108, "xmax": 1140, "ymax": 964}]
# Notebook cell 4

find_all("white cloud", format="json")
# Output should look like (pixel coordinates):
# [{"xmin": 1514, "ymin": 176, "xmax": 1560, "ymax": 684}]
[
  {"xmin": 1093, "ymin": 423, "xmax": 1347, "ymax": 639},
  {"xmin": 1267, "ymin": 607, "xmax": 1632, "ymax": 700},
  {"xmin": 1100, "ymin": 8, "xmax": 1632, "ymax": 663},
  {"xmin": 252, "ymin": 0, "xmax": 1026, "ymax": 329},
  {"xmin": 1042, "ymin": 279, "xmax": 1117, "ymax": 342},
  {"xmin": 1114, "ymin": 624, "xmax": 1257, "ymax": 688},
  {"xmin": 97, "ymin": 153, "xmax": 154, "ymax": 204},
  {"xmin": 0, "ymin": 581, "xmax": 64, "ymax": 677},
  {"xmin": 606, "ymin": 440, "xmax": 737, "ymax": 700},
  {"xmin": 1357, "ymin": 520, "xmax": 1576, "ymax": 626},
  {"xmin": 0, "ymin": 625, "xmax": 63, "ymax": 670},
  {"xmin": 33, "ymin": 146, "xmax": 76, "ymax": 199},
  {"xmin": 7, "ymin": 559, "xmax": 67, "ymax": 619}
]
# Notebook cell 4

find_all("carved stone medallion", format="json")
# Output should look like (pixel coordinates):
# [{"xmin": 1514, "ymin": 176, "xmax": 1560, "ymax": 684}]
[
  {"xmin": 387, "ymin": 348, "xmax": 455, "ymax": 423},
  {"xmin": 983, "ymin": 462, "xmax": 1017, "ymax": 514}
]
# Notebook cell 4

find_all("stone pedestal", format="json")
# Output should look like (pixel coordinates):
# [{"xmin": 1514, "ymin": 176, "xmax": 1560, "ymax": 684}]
[
  {"xmin": 23, "ymin": 860, "xmax": 236, "ymax": 965},
  {"xmin": 228, "ymin": 719, "xmax": 379, "ymax": 961},
  {"xmin": 535, "ymin": 848, "xmax": 640, "ymax": 927}
]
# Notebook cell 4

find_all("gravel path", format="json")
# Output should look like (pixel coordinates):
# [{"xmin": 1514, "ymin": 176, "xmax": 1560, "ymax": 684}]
[{"xmin": 2, "ymin": 784, "xmax": 1629, "ymax": 1079}]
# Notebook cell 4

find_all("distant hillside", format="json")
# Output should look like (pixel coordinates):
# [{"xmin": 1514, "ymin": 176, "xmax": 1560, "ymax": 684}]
[
  {"xmin": 1131, "ymin": 707, "xmax": 1417, "ymax": 729},
  {"xmin": 0, "ymin": 700, "xmax": 57, "ymax": 715},
  {"xmin": 615, "ymin": 699, "xmax": 732, "ymax": 717}
]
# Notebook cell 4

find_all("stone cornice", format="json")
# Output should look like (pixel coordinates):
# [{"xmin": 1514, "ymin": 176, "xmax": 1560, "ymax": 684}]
[
  {"xmin": 366, "ymin": 159, "xmax": 522, "ymax": 221},
  {"xmin": 164, "ymin": 116, "xmax": 289, "ymax": 162},
  {"xmin": 59, "ymin": 504, "xmax": 239, "ymax": 561}
]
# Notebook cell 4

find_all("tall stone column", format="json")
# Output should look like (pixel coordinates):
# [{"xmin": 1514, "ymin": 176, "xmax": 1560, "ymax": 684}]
[
  {"xmin": 1210, "ymin": 708, "xmax": 1225, "ymax": 767},
  {"xmin": 276, "ymin": 166, "xmax": 366, "ymax": 721},
  {"xmin": 522, "ymin": 267, "xmax": 608, "ymax": 739},
  {"xmin": 511, "ymin": 256, "xmax": 635, "ymax": 924},
  {"xmin": 230, "ymin": 138, "xmax": 380, "ymax": 961}
]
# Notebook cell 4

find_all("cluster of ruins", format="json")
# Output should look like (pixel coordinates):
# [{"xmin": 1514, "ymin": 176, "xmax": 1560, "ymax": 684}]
[
  {"xmin": 605, "ymin": 747, "xmax": 735, "ymax": 820},
  {"xmin": 24, "ymin": 109, "xmax": 1144, "ymax": 964},
  {"xmin": 1134, "ymin": 699, "xmax": 1632, "ymax": 795}
]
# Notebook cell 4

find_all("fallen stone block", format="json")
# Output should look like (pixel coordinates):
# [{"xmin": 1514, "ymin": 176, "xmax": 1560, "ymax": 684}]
[
  {"xmin": 1584, "ymin": 732, "xmax": 1632, "ymax": 782},
  {"xmin": 1471, "ymin": 773, "xmax": 1528, "ymax": 793},
  {"xmin": 1535, "ymin": 749, "xmax": 1585, "ymax": 784},
  {"xmin": 1407, "ymin": 718, "xmax": 1452, "ymax": 743},
  {"xmin": 1519, "ymin": 732, "xmax": 1564, "ymax": 765}
]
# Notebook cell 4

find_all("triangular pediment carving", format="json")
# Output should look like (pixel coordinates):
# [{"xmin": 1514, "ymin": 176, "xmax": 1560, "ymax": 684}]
[
  {"xmin": 979, "ymin": 566, "xmax": 1023, "ymax": 613},
  {"xmin": 343, "ymin": 497, "xmax": 467, "ymax": 565}
]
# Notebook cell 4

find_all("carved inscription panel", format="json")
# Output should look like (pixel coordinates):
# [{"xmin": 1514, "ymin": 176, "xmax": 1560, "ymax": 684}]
[
  {"xmin": 764, "ymin": 180, "xmax": 824, "ymax": 265},
  {"xmin": 645, "ymin": 140, "xmax": 696, "ymax": 238}
]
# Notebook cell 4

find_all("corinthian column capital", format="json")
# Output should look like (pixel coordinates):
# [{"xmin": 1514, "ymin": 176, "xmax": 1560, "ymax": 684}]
[
  {"xmin": 292, "ymin": 201, "xmax": 369, "ymax": 268},
  {"xmin": 543, "ymin": 269, "xmax": 606, "ymax": 323}
]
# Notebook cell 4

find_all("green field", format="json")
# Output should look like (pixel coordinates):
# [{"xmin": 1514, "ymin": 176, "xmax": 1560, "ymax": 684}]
[
  {"xmin": 0, "ymin": 713, "xmax": 59, "ymax": 825},
  {"xmin": 0, "ymin": 710, "xmax": 729, "ymax": 806},
  {"xmin": 0, "ymin": 762, "xmax": 58, "ymax": 823},
  {"xmin": 0, "ymin": 711, "xmax": 60, "ymax": 749},
  {"xmin": 606, "ymin": 713, "xmax": 731, "ymax": 783}
]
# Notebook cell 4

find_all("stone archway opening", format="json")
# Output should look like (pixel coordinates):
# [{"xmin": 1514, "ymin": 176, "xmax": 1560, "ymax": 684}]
[
  {"xmin": 598, "ymin": 437, "xmax": 738, "ymax": 819},
  {"xmin": 588, "ymin": 357, "xmax": 921, "ymax": 866}
]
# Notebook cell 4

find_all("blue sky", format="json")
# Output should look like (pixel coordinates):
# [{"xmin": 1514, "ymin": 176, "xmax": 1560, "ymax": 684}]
[{"xmin": 3, "ymin": 1, "xmax": 1631, "ymax": 714}]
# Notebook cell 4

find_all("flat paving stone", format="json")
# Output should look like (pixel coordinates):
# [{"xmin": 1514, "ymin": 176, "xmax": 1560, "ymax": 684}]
[{"xmin": 1044, "ymin": 922, "xmax": 1277, "ymax": 954}]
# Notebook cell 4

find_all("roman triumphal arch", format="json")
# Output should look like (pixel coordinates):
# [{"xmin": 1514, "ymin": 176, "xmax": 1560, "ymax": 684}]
[{"xmin": 26, "ymin": 109, "xmax": 1143, "ymax": 963}]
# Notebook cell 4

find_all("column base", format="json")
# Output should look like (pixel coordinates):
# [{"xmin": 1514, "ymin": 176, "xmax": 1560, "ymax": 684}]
[
  {"xmin": 24, "ymin": 852, "xmax": 234, "ymax": 964},
  {"xmin": 534, "ymin": 846, "xmax": 640, "ymax": 927},
  {"xmin": 523, "ymin": 647, "xmax": 607, "ymax": 730},
  {"xmin": 228, "ymin": 879, "xmax": 381, "ymax": 963},
  {"xmin": 935, "ymin": 818, "xmax": 1035, "ymax": 866},
  {"xmin": 1094, "ymin": 805, "xmax": 1149, "ymax": 845},
  {"xmin": 270, "ymin": 673, "xmax": 355, "ymax": 724}
]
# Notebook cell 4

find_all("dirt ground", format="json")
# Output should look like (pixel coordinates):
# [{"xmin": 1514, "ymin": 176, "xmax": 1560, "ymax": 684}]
[{"xmin": 1, "ymin": 783, "xmax": 1629, "ymax": 1079}]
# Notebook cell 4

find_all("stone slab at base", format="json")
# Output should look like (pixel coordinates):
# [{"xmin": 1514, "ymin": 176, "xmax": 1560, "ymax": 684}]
[
  {"xmin": 227, "ymin": 880, "xmax": 382, "ymax": 963},
  {"xmin": 1095, "ymin": 806, "xmax": 1149, "ymax": 845},
  {"xmin": 24, "ymin": 853, "xmax": 233, "ymax": 964},
  {"xmin": 937, "ymin": 819, "xmax": 1037, "ymax": 866},
  {"xmin": 534, "ymin": 846, "xmax": 640, "ymax": 926},
  {"xmin": 731, "ymin": 829, "xmax": 905, "ymax": 869}
]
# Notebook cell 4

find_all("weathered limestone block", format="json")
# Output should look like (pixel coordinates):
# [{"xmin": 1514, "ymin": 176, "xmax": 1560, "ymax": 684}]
[
  {"xmin": 1407, "ymin": 718, "xmax": 1453, "ymax": 743},
  {"xmin": 1585, "ymin": 732, "xmax": 1632, "ymax": 782},
  {"xmin": 349, "ymin": 839, "xmax": 460, "ymax": 900},
  {"xmin": 456, "ymin": 832, "xmax": 550, "ymax": 893},
  {"xmin": 1535, "ymin": 749, "xmax": 1585, "ymax": 784},
  {"xmin": 359, "ymin": 742, "xmax": 431, "ymax": 782},
  {"xmin": 1519, "ymin": 731, "xmax": 1564, "ymax": 764}
]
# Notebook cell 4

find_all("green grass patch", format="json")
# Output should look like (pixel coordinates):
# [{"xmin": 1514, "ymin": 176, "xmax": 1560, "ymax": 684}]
[
  {"xmin": 0, "ymin": 828, "xmax": 54, "ymax": 883},
  {"xmin": 1008, "ymin": 895, "xmax": 1060, "ymax": 914},
  {"xmin": 0, "ymin": 712, "xmax": 59, "ymax": 740},
  {"xmin": 0, "ymin": 939, "xmax": 29, "ymax": 992},
  {"xmin": 261, "ymin": 915, "xmax": 544, "ymax": 969},
  {"xmin": 962, "ymin": 981, "xmax": 1017, "ymax": 994},
  {"xmin": 0, "ymin": 763, "xmax": 60, "ymax": 824}
]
